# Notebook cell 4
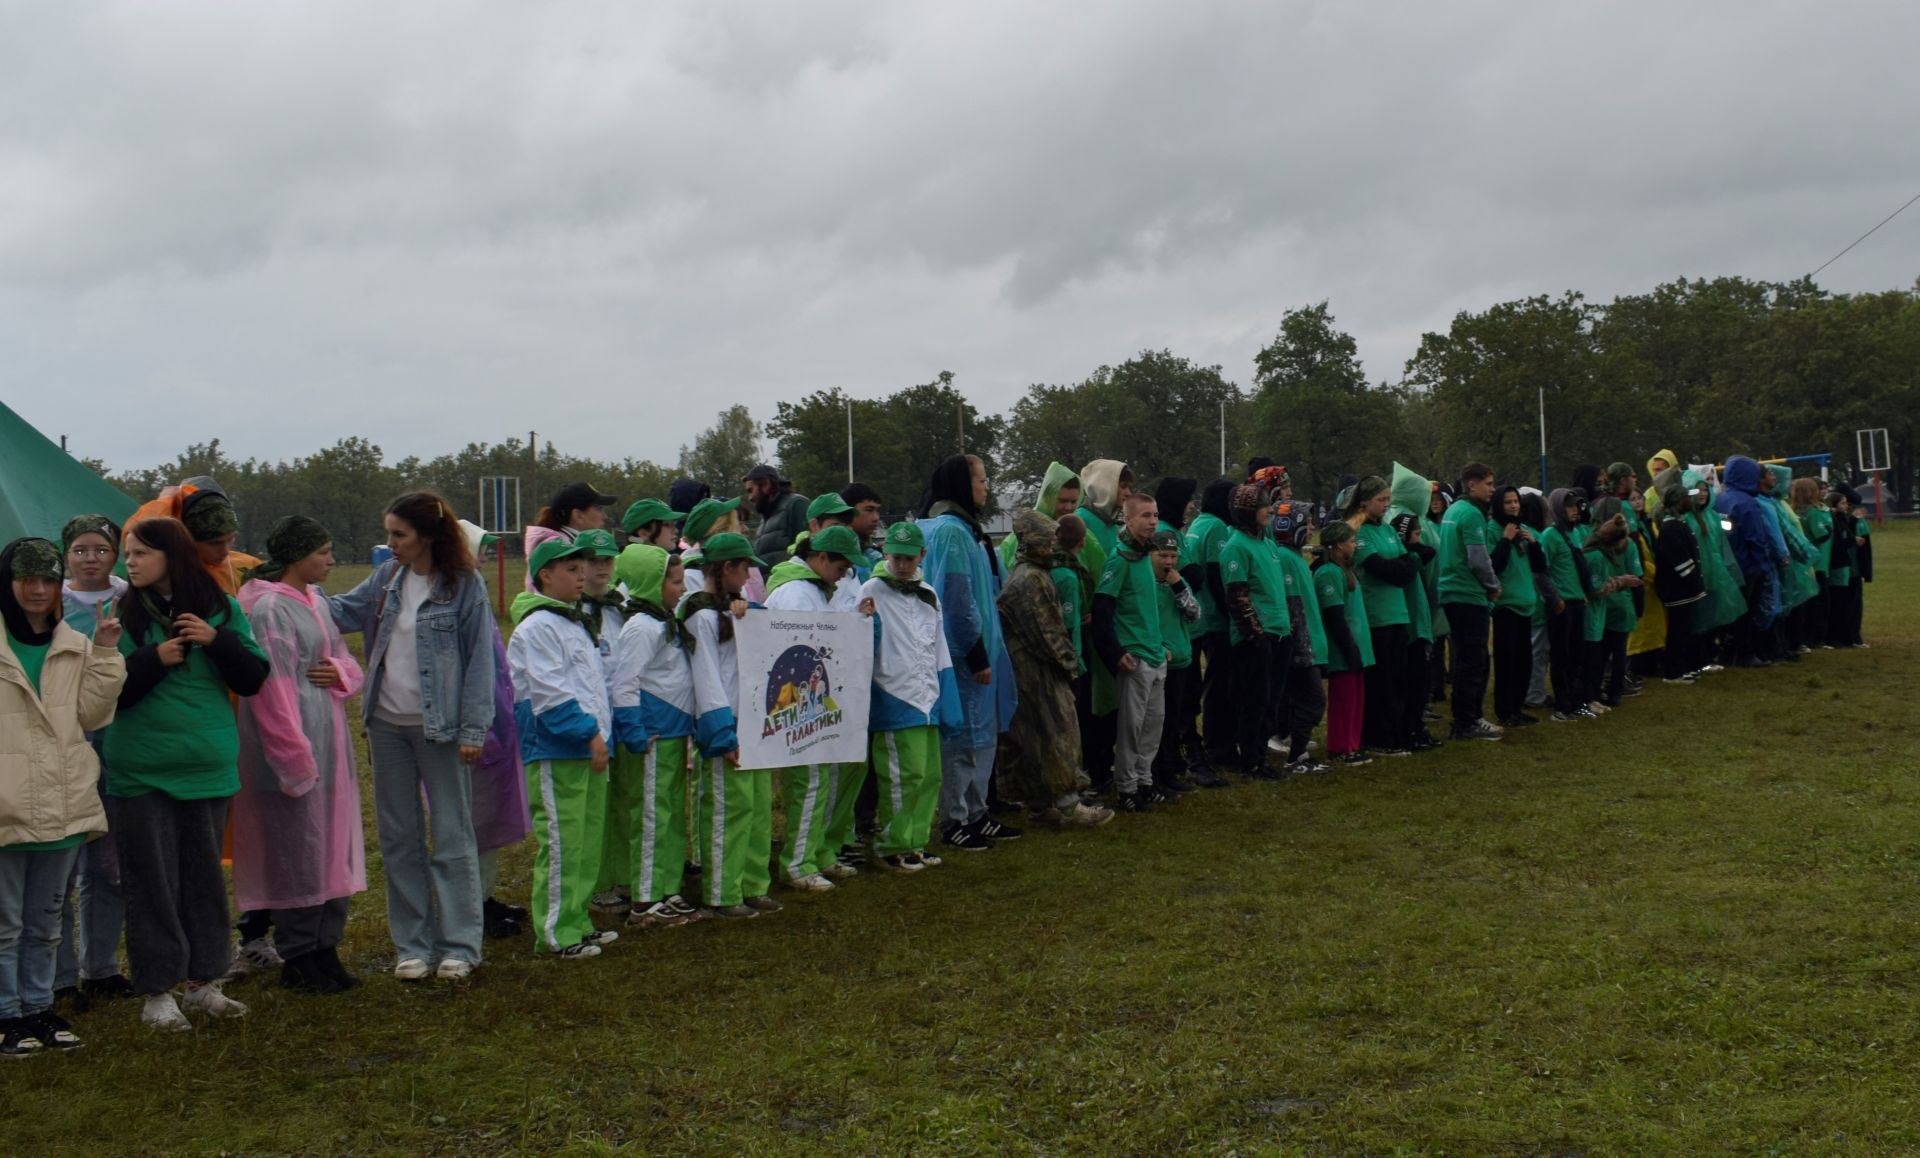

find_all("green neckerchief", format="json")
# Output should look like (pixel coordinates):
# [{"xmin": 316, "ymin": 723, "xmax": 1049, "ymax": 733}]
[
  {"xmin": 875, "ymin": 571, "xmax": 938, "ymax": 608},
  {"xmin": 139, "ymin": 589, "xmax": 177, "ymax": 642},
  {"xmin": 579, "ymin": 589, "xmax": 623, "ymax": 640},
  {"xmin": 678, "ymin": 589, "xmax": 740, "ymax": 644},
  {"xmin": 625, "ymin": 597, "xmax": 694, "ymax": 653},
  {"xmin": 538, "ymin": 601, "xmax": 596, "ymax": 644}
]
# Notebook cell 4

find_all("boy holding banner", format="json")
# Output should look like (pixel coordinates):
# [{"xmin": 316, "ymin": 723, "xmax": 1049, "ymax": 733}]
[
  {"xmin": 860, "ymin": 522, "xmax": 963, "ymax": 872},
  {"xmin": 762, "ymin": 526, "xmax": 874, "ymax": 892},
  {"xmin": 508, "ymin": 538, "xmax": 618, "ymax": 959}
]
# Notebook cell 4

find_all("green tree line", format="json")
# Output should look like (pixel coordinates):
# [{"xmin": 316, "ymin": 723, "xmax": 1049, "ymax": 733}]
[{"xmin": 88, "ymin": 275, "xmax": 1918, "ymax": 556}]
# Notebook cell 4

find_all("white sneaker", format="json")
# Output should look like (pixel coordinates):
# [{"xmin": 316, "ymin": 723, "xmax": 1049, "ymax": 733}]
[
  {"xmin": 1476, "ymin": 717, "xmax": 1506, "ymax": 735},
  {"xmin": 821, "ymin": 857, "xmax": 859, "ymax": 880},
  {"xmin": 394, "ymin": 957, "xmax": 432, "ymax": 982},
  {"xmin": 584, "ymin": 929, "xmax": 619, "ymax": 947},
  {"xmin": 1266, "ymin": 736, "xmax": 1289, "ymax": 755},
  {"xmin": 141, "ymin": 992, "xmax": 192, "ymax": 1033},
  {"xmin": 787, "ymin": 872, "xmax": 835, "ymax": 892},
  {"xmin": 1587, "ymin": 701, "xmax": 1611, "ymax": 715},
  {"xmin": 181, "ymin": 982, "xmax": 249, "ymax": 1019},
  {"xmin": 435, "ymin": 959, "xmax": 475, "ymax": 981},
  {"xmin": 589, "ymin": 889, "xmax": 628, "ymax": 914}
]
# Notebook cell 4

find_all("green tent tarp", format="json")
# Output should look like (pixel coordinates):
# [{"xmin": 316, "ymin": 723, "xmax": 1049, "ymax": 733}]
[{"xmin": 0, "ymin": 400, "xmax": 139, "ymax": 546}]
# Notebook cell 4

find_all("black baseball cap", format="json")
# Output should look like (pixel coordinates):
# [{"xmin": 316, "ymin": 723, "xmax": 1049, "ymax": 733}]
[
  {"xmin": 742, "ymin": 463, "xmax": 784, "ymax": 484},
  {"xmin": 550, "ymin": 481, "xmax": 617, "ymax": 517}
]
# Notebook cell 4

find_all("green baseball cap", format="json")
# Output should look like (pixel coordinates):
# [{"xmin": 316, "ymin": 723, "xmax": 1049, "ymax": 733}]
[
  {"xmin": 807, "ymin": 493, "xmax": 854, "ymax": 521},
  {"xmin": 575, "ymin": 528, "xmax": 620, "ymax": 558},
  {"xmin": 697, "ymin": 532, "xmax": 765, "ymax": 568},
  {"xmin": 683, "ymin": 496, "xmax": 741, "ymax": 543},
  {"xmin": 620, "ymin": 498, "xmax": 680, "ymax": 534},
  {"xmin": 881, "ymin": 521, "xmax": 924, "ymax": 556},
  {"xmin": 529, "ymin": 536, "xmax": 597, "ymax": 575},
  {"xmin": 808, "ymin": 524, "xmax": 864, "ymax": 563}
]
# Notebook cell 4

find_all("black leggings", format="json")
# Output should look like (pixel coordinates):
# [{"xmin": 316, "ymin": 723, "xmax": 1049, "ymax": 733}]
[
  {"xmin": 1662, "ymin": 600, "xmax": 1696, "ymax": 678},
  {"xmin": 1231, "ymin": 635, "xmax": 1289, "ymax": 771},
  {"xmin": 1547, "ymin": 602, "xmax": 1586, "ymax": 713},
  {"xmin": 1362, "ymin": 623, "xmax": 1408, "ymax": 749}
]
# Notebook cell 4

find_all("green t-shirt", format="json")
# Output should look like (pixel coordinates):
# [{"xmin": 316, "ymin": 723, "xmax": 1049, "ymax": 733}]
[
  {"xmin": 1183, "ymin": 512, "xmax": 1230, "ymax": 635},
  {"xmin": 1801, "ymin": 507, "xmax": 1832, "ymax": 577},
  {"xmin": 105, "ymin": 594, "xmax": 265, "ymax": 800},
  {"xmin": 1154, "ymin": 520, "xmax": 1195, "ymax": 669},
  {"xmin": 1351, "ymin": 521, "xmax": 1412, "ymax": 629},
  {"xmin": 1438, "ymin": 499, "xmax": 1495, "ymax": 606},
  {"xmin": 1493, "ymin": 533, "xmax": 1539, "ymax": 616},
  {"xmin": 1049, "ymin": 565, "xmax": 1084, "ymax": 674},
  {"xmin": 1421, "ymin": 519, "xmax": 1449, "ymax": 639},
  {"xmin": 1079, "ymin": 504, "xmax": 1120, "ymax": 560},
  {"xmin": 1097, "ymin": 548, "xmax": 1163, "ymax": 666},
  {"xmin": 1539, "ymin": 526, "xmax": 1585, "ymax": 602},
  {"xmin": 7, "ymin": 635, "xmax": 48, "ymax": 694},
  {"xmin": 1313, "ymin": 562, "xmax": 1374, "ymax": 673},
  {"xmin": 1273, "ymin": 546, "xmax": 1326, "ymax": 665},
  {"xmin": 1218, "ymin": 530, "xmax": 1290, "ymax": 646}
]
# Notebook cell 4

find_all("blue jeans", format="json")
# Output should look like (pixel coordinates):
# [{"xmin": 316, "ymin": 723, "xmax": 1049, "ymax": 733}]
[
  {"xmin": 369, "ymin": 718, "xmax": 484, "ymax": 966},
  {"xmin": 0, "ymin": 845, "xmax": 83, "ymax": 1018},
  {"xmin": 54, "ymin": 827, "xmax": 125, "ymax": 988},
  {"xmin": 938, "ymin": 741, "xmax": 995, "ymax": 829}
]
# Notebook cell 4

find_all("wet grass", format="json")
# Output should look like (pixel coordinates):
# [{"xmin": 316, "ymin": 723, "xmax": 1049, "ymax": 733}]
[{"xmin": 5, "ymin": 528, "xmax": 1917, "ymax": 1154}]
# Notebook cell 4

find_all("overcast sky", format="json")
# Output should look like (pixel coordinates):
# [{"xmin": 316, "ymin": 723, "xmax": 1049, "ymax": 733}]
[{"xmin": 4, "ymin": 1, "xmax": 1916, "ymax": 475}]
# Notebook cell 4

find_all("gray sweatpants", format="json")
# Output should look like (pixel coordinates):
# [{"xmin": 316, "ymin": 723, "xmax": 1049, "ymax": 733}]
[
  {"xmin": 107, "ymin": 792, "xmax": 234, "ymax": 995},
  {"xmin": 1114, "ymin": 660, "xmax": 1168, "ymax": 795},
  {"xmin": 271, "ymin": 897, "xmax": 349, "ymax": 960}
]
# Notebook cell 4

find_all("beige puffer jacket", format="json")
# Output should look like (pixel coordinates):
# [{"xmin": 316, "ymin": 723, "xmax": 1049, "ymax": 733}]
[{"xmin": 0, "ymin": 621, "xmax": 125, "ymax": 846}]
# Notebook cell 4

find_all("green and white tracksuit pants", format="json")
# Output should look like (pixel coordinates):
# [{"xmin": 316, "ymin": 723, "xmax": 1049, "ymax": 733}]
[
  {"xmin": 781, "ymin": 763, "xmax": 835, "ymax": 881},
  {"xmin": 605, "ymin": 737, "xmax": 690, "ymax": 904},
  {"xmin": 821, "ymin": 761, "xmax": 869, "ymax": 863},
  {"xmin": 529, "ymin": 758, "xmax": 608, "ymax": 953},
  {"xmin": 698, "ymin": 757, "xmax": 772, "ymax": 908},
  {"xmin": 871, "ymin": 726, "xmax": 941, "ymax": 856}
]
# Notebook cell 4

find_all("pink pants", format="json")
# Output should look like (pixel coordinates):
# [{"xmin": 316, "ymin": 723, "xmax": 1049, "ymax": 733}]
[{"xmin": 1326, "ymin": 670, "xmax": 1366, "ymax": 756}]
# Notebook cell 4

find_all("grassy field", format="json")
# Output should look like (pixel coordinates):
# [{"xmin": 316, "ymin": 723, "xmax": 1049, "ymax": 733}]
[{"xmin": 7, "ymin": 528, "xmax": 1918, "ymax": 1154}]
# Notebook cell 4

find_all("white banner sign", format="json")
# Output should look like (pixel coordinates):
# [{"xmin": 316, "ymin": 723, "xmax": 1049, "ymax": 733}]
[{"xmin": 733, "ymin": 610, "xmax": 873, "ymax": 770}]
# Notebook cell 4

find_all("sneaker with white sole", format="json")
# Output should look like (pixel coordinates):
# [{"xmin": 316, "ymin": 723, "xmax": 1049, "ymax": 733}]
[
  {"xmin": 589, "ymin": 889, "xmax": 629, "ymax": 914},
  {"xmin": 786, "ymin": 872, "xmax": 835, "ymax": 892},
  {"xmin": 666, "ymin": 895, "xmax": 705, "ymax": 921},
  {"xmin": 181, "ymin": 982, "xmax": 249, "ymax": 1019},
  {"xmin": 237, "ymin": 936, "xmax": 283, "ymax": 972},
  {"xmin": 743, "ymin": 895, "xmax": 783, "ymax": 913},
  {"xmin": 909, "ymin": 850, "xmax": 943, "ymax": 868},
  {"xmin": 627, "ymin": 900, "xmax": 693, "ymax": 927},
  {"xmin": 28, "ymin": 1011, "xmax": 83, "ymax": 1051},
  {"xmin": 821, "ymin": 855, "xmax": 859, "ymax": 880},
  {"xmin": 435, "ymin": 959, "xmax": 475, "ymax": 981},
  {"xmin": 555, "ymin": 941, "xmax": 601, "ymax": 959},
  {"xmin": 140, "ymin": 993, "xmax": 192, "ymax": 1033},
  {"xmin": 584, "ymin": 929, "xmax": 619, "ymax": 947},
  {"xmin": 393, "ymin": 957, "xmax": 432, "ymax": 982},
  {"xmin": 2, "ymin": 1016, "xmax": 47, "ymax": 1056},
  {"xmin": 707, "ymin": 903, "xmax": 760, "ymax": 919},
  {"xmin": 878, "ymin": 853, "xmax": 926, "ymax": 873}
]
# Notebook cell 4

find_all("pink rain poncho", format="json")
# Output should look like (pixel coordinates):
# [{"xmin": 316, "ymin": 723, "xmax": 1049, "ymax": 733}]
[{"xmin": 233, "ymin": 580, "xmax": 368, "ymax": 911}]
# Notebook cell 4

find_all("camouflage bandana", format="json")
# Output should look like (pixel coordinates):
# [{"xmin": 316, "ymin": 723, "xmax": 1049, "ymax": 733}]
[
  {"xmin": 61, "ymin": 514, "xmax": 120, "ymax": 553},
  {"xmin": 182, "ymin": 495, "xmax": 239, "ymax": 542},
  {"xmin": 8, "ymin": 537, "xmax": 64, "ymax": 580}
]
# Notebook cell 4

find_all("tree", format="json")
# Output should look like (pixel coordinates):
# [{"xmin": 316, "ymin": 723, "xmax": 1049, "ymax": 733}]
[
  {"xmin": 1000, "ymin": 351, "xmax": 1245, "ymax": 502},
  {"xmin": 766, "ymin": 372, "xmax": 1005, "ymax": 516},
  {"xmin": 1248, "ymin": 303, "xmax": 1407, "ymax": 505},
  {"xmin": 678, "ymin": 404, "xmax": 763, "ymax": 495}
]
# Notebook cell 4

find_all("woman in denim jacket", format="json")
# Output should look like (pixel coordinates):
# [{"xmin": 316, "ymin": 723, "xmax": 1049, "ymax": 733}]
[{"xmin": 330, "ymin": 493, "xmax": 495, "ymax": 981}]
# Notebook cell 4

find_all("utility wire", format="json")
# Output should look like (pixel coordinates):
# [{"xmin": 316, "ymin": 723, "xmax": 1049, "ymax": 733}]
[{"xmin": 1807, "ymin": 188, "xmax": 1920, "ymax": 279}]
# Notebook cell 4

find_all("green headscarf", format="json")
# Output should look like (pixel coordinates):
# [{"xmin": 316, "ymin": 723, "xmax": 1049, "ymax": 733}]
[
  {"xmin": 8, "ymin": 537, "xmax": 64, "ymax": 581},
  {"xmin": 248, "ymin": 515, "xmax": 330, "ymax": 583},
  {"xmin": 181, "ymin": 494, "xmax": 239, "ymax": 541}
]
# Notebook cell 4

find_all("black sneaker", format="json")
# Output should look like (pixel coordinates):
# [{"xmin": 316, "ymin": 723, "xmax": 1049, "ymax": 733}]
[
  {"xmin": 1334, "ymin": 752, "xmax": 1374, "ymax": 768},
  {"xmin": 1241, "ymin": 764, "xmax": 1282, "ymax": 782},
  {"xmin": 1114, "ymin": 791, "xmax": 1154, "ymax": 813},
  {"xmin": 281, "ymin": 952, "xmax": 347, "ymax": 995},
  {"xmin": 27, "ymin": 1011, "xmax": 82, "ymax": 1051},
  {"xmin": 977, "ymin": 817, "xmax": 1023, "ymax": 841},
  {"xmin": 0, "ymin": 1018, "xmax": 44, "ymax": 1059},
  {"xmin": 1187, "ymin": 767, "xmax": 1231, "ymax": 789},
  {"xmin": 1451, "ymin": 720, "xmax": 1504, "ymax": 742},
  {"xmin": 942, "ymin": 822, "xmax": 996, "ymax": 852},
  {"xmin": 1145, "ymin": 784, "xmax": 1181, "ymax": 805},
  {"xmin": 1497, "ymin": 714, "xmax": 1540, "ymax": 728},
  {"xmin": 1371, "ymin": 746, "xmax": 1412, "ymax": 758},
  {"xmin": 1156, "ymin": 774, "xmax": 1198, "ymax": 794},
  {"xmin": 1288, "ymin": 758, "xmax": 1333, "ymax": 774},
  {"xmin": 318, "ymin": 946, "xmax": 362, "ymax": 991},
  {"xmin": 1408, "ymin": 732, "xmax": 1441, "ymax": 752},
  {"xmin": 483, "ymin": 897, "xmax": 522, "ymax": 940}
]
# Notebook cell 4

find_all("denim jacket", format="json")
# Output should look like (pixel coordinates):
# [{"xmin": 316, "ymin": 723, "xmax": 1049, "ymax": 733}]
[{"xmin": 329, "ymin": 561, "xmax": 496, "ymax": 748}]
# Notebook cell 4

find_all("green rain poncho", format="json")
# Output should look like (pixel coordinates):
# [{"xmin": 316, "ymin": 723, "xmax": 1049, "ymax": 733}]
[
  {"xmin": 1684, "ymin": 471, "xmax": 1748, "ymax": 633},
  {"xmin": 1761, "ymin": 465, "xmax": 1819, "ymax": 611},
  {"xmin": 1387, "ymin": 462, "xmax": 1440, "ymax": 644}
]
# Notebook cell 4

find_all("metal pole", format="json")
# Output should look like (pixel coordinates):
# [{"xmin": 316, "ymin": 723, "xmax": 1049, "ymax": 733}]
[
  {"xmin": 1219, "ymin": 400, "xmax": 1226, "ymax": 476},
  {"xmin": 846, "ymin": 397, "xmax": 855, "ymax": 483},
  {"xmin": 1538, "ymin": 387, "xmax": 1549, "ymax": 491}
]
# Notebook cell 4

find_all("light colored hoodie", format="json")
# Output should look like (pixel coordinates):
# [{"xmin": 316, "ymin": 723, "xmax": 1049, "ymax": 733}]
[{"xmin": 1077, "ymin": 459, "xmax": 1128, "ymax": 559}]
